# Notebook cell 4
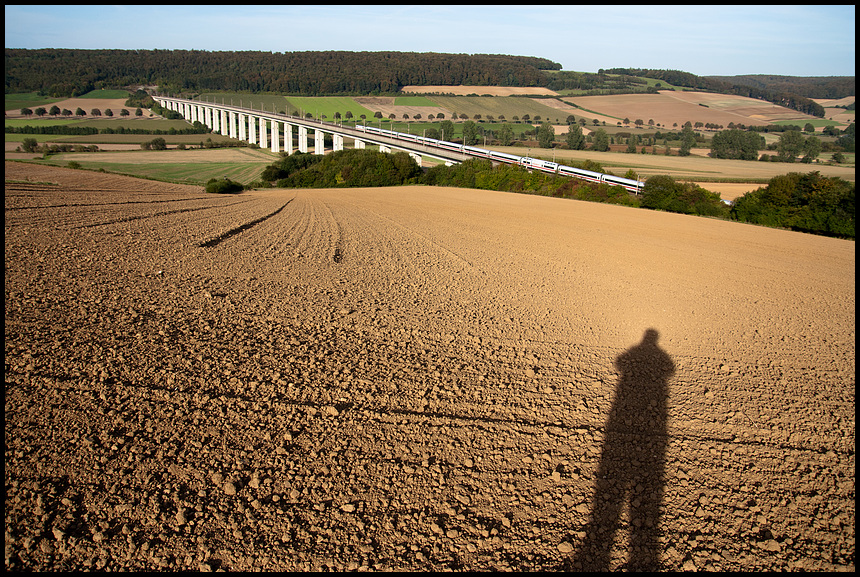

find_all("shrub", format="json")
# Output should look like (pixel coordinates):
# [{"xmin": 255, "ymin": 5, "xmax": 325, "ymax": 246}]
[
  {"xmin": 205, "ymin": 177, "xmax": 244, "ymax": 194},
  {"xmin": 21, "ymin": 137, "xmax": 39, "ymax": 153},
  {"xmin": 641, "ymin": 175, "xmax": 728, "ymax": 217}
]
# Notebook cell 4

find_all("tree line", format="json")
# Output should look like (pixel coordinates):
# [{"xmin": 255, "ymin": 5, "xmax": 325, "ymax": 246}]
[
  {"xmin": 6, "ymin": 123, "xmax": 210, "ymax": 136},
  {"xmin": 4, "ymin": 49, "xmax": 560, "ymax": 97}
]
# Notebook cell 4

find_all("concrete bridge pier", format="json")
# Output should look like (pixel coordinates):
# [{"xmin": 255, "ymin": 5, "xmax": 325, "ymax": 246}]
[
  {"xmin": 228, "ymin": 111, "xmax": 237, "ymax": 139},
  {"xmin": 238, "ymin": 114, "xmax": 246, "ymax": 142},
  {"xmin": 355, "ymin": 139, "xmax": 365, "ymax": 150},
  {"xmin": 258, "ymin": 117, "xmax": 267, "ymax": 149},
  {"xmin": 333, "ymin": 134, "xmax": 344, "ymax": 152},
  {"xmin": 248, "ymin": 115, "xmax": 256, "ymax": 145},
  {"xmin": 298, "ymin": 126, "xmax": 308, "ymax": 153},
  {"xmin": 271, "ymin": 121, "xmax": 280, "ymax": 153},
  {"xmin": 220, "ymin": 110, "xmax": 228, "ymax": 137},
  {"xmin": 410, "ymin": 152, "xmax": 423, "ymax": 167},
  {"xmin": 379, "ymin": 145, "xmax": 391, "ymax": 153},
  {"xmin": 315, "ymin": 129, "xmax": 325, "ymax": 155},
  {"xmin": 284, "ymin": 124, "xmax": 293, "ymax": 155}
]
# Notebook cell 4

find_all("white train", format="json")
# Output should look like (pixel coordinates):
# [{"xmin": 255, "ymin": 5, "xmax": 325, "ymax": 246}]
[{"xmin": 353, "ymin": 124, "xmax": 645, "ymax": 194}]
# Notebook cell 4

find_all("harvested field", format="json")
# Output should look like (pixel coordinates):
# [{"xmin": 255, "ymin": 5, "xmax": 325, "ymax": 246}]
[
  {"xmin": 563, "ymin": 91, "xmax": 824, "ymax": 130},
  {"xmin": 5, "ymin": 162, "xmax": 854, "ymax": 572},
  {"xmin": 401, "ymin": 86, "xmax": 559, "ymax": 96}
]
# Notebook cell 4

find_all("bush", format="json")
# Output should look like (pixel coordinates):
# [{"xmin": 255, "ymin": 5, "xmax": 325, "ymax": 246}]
[
  {"xmin": 205, "ymin": 177, "xmax": 244, "ymax": 194},
  {"xmin": 641, "ymin": 175, "xmax": 728, "ymax": 217},
  {"xmin": 264, "ymin": 149, "xmax": 421, "ymax": 189},
  {"xmin": 731, "ymin": 172, "xmax": 854, "ymax": 238},
  {"xmin": 21, "ymin": 137, "xmax": 39, "ymax": 153}
]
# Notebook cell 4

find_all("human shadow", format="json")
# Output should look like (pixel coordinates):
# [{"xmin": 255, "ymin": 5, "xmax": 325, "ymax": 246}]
[{"xmin": 570, "ymin": 328, "xmax": 675, "ymax": 571}]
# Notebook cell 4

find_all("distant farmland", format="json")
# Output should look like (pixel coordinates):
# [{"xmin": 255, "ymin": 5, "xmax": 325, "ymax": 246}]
[{"xmin": 562, "ymin": 90, "xmax": 826, "ymax": 129}]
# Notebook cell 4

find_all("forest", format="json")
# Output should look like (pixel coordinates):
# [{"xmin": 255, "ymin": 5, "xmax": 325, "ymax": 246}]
[{"xmin": 3, "ymin": 49, "xmax": 559, "ymax": 97}]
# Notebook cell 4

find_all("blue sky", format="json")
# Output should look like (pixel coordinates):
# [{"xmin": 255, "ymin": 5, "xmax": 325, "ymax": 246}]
[{"xmin": 5, "ymin": 5, "xmax": 855, "ymax": 77}]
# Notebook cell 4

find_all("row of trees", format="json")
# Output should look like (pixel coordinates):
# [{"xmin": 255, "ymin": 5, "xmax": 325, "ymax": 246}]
[
  {"xmin": 7, "ymin": 123, "xmax": 209, "ymax": 136},
  {"xmin": 20, "ymin": 106, "xmax": 143, "ymax": 118},
  {"xmin": 19, "ymin": 137, "xmax": 98, "ymax": 154},
  {"xmin": 19, "ymin": 106, "xmax": 143, "ymax": 118},
  {"xmin": 709, "ymin": 125, "xmax": 851, "ymax": 163}
]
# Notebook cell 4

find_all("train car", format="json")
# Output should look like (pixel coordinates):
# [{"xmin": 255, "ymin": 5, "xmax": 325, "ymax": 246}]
[
  {"xmin": 532, "ymin": 159, "xmax": 559, "ymax": 173},
  {"xmin": 601, "ymin": 174, "xmax": 645, "ymax": 194},
  {"xmin": 464, "ymin": 145, "xmax": 491, "ymax": 158},
  {"xmin": 437, "ymin": 140, "xmax": 463, "ymax": 152},
  {"xmin": 488, "ymin": 150, "xmax": 520, "ymax": 164},
  {"xmin": 558, "ymin": 164, "xmax": 603, "ymax": 184},
  {"xmin": 519, "ymin": 157, "xmax": 558, "ymax": 173}
]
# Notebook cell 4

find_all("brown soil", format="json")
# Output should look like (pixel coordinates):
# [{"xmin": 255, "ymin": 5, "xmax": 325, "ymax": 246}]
[{"xmin": 4, "ymin": 162, "xmax": 854, "ymax": 572}]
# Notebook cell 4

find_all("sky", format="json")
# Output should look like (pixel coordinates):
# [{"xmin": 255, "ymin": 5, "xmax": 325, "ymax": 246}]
[{"xmin": 4, "ymin": 5, "xmax": 855, "ymax": 77}]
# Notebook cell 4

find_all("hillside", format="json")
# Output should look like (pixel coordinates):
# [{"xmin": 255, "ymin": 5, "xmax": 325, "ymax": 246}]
[
  {"xmin": 3, "ymin": 49, "xmax": 560, "ymax": 97},
  {"xmin": 5, "ymin": 161, "xmax": 854, "ymax": 572},
  {"xmin": 707, "ymin": 75, "xmax": 855, "ymax": 100}
]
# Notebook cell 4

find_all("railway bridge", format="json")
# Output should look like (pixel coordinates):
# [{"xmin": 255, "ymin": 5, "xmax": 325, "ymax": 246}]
[{"xmin": 153, "ymin": 96, "xmax": 470, "ymax": 167}]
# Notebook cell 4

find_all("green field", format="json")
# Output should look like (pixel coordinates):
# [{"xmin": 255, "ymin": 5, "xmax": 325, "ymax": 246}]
[
  {"xmin": 283, "ymin": 96, "xmax": 375, "ymax": 120},
  {"xmin": 5, "ymin": 118, "xmax": 83, "ymax": 128},
  {"xmin": 5, "ymin": 92, "xmax": 67, "ymax": 111},
  {"xmin": 31, "ymin": 148, "xmax": 277, "ymax": 185},
  {"xmin": 424, "ymin": 96, "xmax": 573, "ymax": 124},
  {"xmin": 195, "ymin": 92, "xmax": 288, "ymax": 113},
  {"xmin": 77, "ymin": 89, "xmax": 131, "ymax": 99}
]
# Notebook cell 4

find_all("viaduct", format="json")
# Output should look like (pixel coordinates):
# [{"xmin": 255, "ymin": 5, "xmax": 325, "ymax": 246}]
[{"xmin": 153, "ymin": 96, "xmax": 470, "ymax": 166}]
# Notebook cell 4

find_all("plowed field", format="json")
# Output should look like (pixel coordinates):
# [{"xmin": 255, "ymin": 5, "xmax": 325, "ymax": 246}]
[{"xmin": 5, "ymin": 162, "xmax": 854, "ymax": 572}]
